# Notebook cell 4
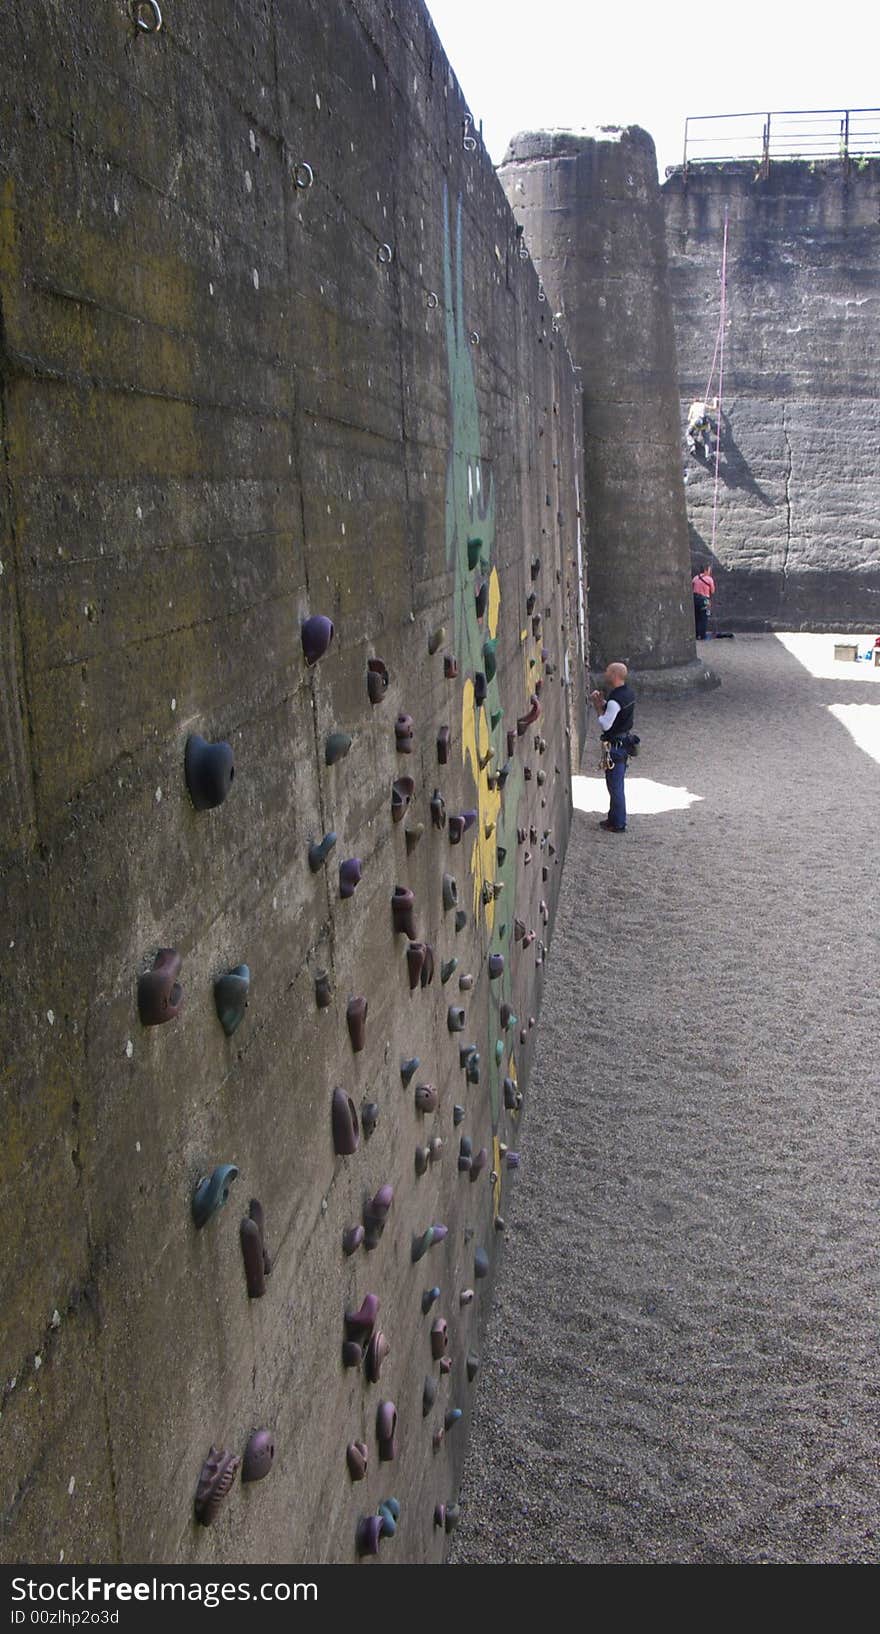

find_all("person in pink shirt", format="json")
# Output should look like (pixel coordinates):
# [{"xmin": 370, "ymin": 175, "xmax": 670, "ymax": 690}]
[{"xmin": 692, "ymin": 564, "xmax": 715, "ymax": 640}]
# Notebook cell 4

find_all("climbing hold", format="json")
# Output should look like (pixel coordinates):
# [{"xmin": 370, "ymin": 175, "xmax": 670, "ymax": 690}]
[
  {"xmin": 184, "ymin": 734, "xmax": 235, "ymax": 811},
  {"xmin": 395, "ymin": 713, "xmax": 414, "ymax": 754},
  {"xmin": 331, "ymin": 1088, "xmax": 360, "ymax": 1156},
  {"xmin": 138, "ymin": 948, "xmax": 183, "ymax": 1027},
  {"xmin": 214, "ymin": 964, "xmax": 250, "ymax": 1037},
  {"xmin": 421, "ymin": 1286, "xmax": 441, "ymax": 1314},
  {"xmin": 474, "ymin": 581, "xmax": 489, "ymax": 620},
  {"xmin": 454, "ymin": 909, "xmax": 467, "ymax": 933},
  {"xmin": 458, "ymin": 973, "xmax": 474, "ymax": 992},
  {"xmin": 447, "ymin": 1006, "xmax": 465, "ymax": 1033},
  {"xmin": 345, "ymin": 1293, "xmax": 380, "ymax": 1341},
  {"xmin": 411, "ymin": 1224, "xmax": 448, "ymax": 1263},
  {"xmin": 459, "ymin": 1289, "xmax": 474, "ymax": 1307},
  {"xmin": 423, "ymin": 1376, "xmax": 438, "ymax": 1415},
  {"xmin": 364, "ymin": 1184, "xmax": 393, "ymax": 1249},
  {"xmin": 325, "ymin": 730, "xmax": 352, "ymax": 766},
  {"xmin": 378, "ymin": 1498, "xmax": 400, "ymax": 1537},
  {"xmin": 420, "ymin": 944, "xmax": 435, "ymax": 987},
  {"xmin": 343, "ymin": 1340, "xmax": 364, "ymax": 1368},
  {"xmin": 525, "ymin": 591, "xmax": 537, "ymax": 615},
  {"xmin": 242, "ymin": 1430, "xmax": 275, "ymax": 1483},
  {"xmin": 376, "ymin": 1401, "xmax": 398, "ymax": 1461},
  {"xmin": 429, "ymin": 1136, "xmax": 443, "ymax": 1163},
  {"xmin": 532, "ymin": 614, "xmax": 542, "ymax": 638},
  {"xmin": 452, "ymin": 1104, "xmax": 465, "ymax": 1127},
  {"xmin": 522, "ymin": 929, "xmax": 535, "ymax": 947},
  {"xmin": 496, "ymin": 845, "xmax": 507, "ymax": 867},
  {"xmin": 437, "ymin": 725, "xmax": 451, "ymax": 765},
  {"xmin": 430, "ymin": 789, "xmax": 447, "ymax": 830},
  {"xmin": 240, "ymin": 1201, "xmax": 271, "ymax": 1296},
  {"xmin": 536, "ymin": 770, "xmax": 546, "ymax": 787},
  {"xmin": 192, "ymin": 1164, "xmax": 238, "ymax": 1230},
  {"xmin": 474, "ymin": 1246, "xmax": 489, "ymax": 1278},
  {"xmin": 439, "ymin": 1356, "xmax": 453, "ymax": 1375},
  {"xmin": 428, "ymin": 625, "xmax": 446, "ymax": 655},
  {"xmin": 405, "ymin": 822, "xmax": 424, "ymax": 854},
  {"xmin": 467, "ymin": 537, "xmax": 482, "ymax": 569},
  {"xmin": 444, "ymin": 654, "xmax": 459, "ymax": 679},
  {"xmin": 495, "ymin": 1215, "xmax": 506, "ymax": 1232},
  {"xmin": 346, "ymin": 995, "xmax": 368, "ymax": 1053},
  {"xmin": 445, "ymin": 1504, "xmax": 461, "ymax": 1533},
  {"xmin": 444, "ymin": 1408, "xmax": 463, "ymax": 1431},
  {"xmin": 448, "ymin": 815, "xmax": 464, "ymax": 845},
  {"xmin": 466, "ymin": 1055, "xmax": 480, "ymax": 1086},
  {"xmin": 506, "ymin": 1151, "xmax": 521, "ymax": 1170},
  {"xmin": 392, "ymin": 886, "xmax": 417, "ymax": 938},
  {"xmin": 308, "ymin": 832, "xmax": 337, "ymax": 872},
  {"xmin": 347, "ymin": 1441, "xmax": 369, "ymax": 1482},
  {"xmin": 469, "ymin": 1147, "xmax": 488, "ymax": 1182},
  {"xmin": 523, "ymin": 850, "xmax": 532, "ymax": 866},
  {"xmin": 488, "ymin": 953, "xmax": 504, "ymax": 978},
  {"xmin": 314, "ymin": 970, "xmax": 332, "ymax": 1009},
  {"xmin": 494, "ymin": 1039, "xmax": 504, "ymax": 1065},
  {"xmin": 440, "ymin": 957, "xmax": 458, "ymax": 984},
  {"xmin": 466, "ymin": 1352, "xmax": 480, "ymax": 1382},
  {"xmin": 367, "ymin": 657, "xmax": 389, "ymax": 704},
  {"xmin": 530, "ymin": 556, "xmax": 541, "ymax": 580},
  {"xmin": 365, "ymin": 1330, "xmax": 391, "ymax": 1384},
  {"xmin": 461, "ymin": 809, "xmax": 477, "ymax": 832},
  {"xmin": 415, "ymin": 1084, "xmax": 438, "ymax": 1114},
  {"xmin": 459, "ymin": 1043, "xmax": 476, "ymax": 1068},
  {"xmin": 430, "ymin": 1318, "xmax": 449, "ymax": 1359},
  {"xmin": 483, "ymin": 639, "xmax": 497, "ymax": 682},
  {"xmin": 517, "ymin": 697, "xmax": 541, "ymax": 735},
  {"xmin": 391, "ymin": 776, "xmax": 415, "ymax": 823},
  {"xmin": 356, "ymin": 1514, "xmax": 384, "ymax": 1556},
  {"xmin": 458, "ymin": 1136, "xmax": 473, "ymax": 1173},
  {"xmin": 361, "ymin": 1101, "xmax": 380, "ymax": 1139},
  {"xmin": 301, "ymin": 614, "xmax": 334, "ymax": 666},
  {"xmin": 415, "ymin": 1145, "xmax": 430, "ymax": 1176},
  {"xmin": 473, "ymin": 672, "xmax": 487, "ymax": 705},
  {"xmin": 442, "ymin": 874, "xmax": 458, "ymax": 911},
  {"xmin": 339, "ymin": 858, "xmax": 363, "ymax": 898},
  {"xmin": 490, "ymin": 708, "xmax": 502, "ymax": 730},
  {"xmin": 342, "ymin": 1224, "xmax": 365, "ymax": 1256},
  {"xmin": 434, "ymin": 1503, "xmax": 447, "ymax": 1529},
  {"xmin": 194, "ymin": 1447, "xmax": 240, "ymax": 1526},
  {"xmin": 401, "ymin": 1055, "xmax": 420, "ymax": 1086},
  {"xmin": 500, "ymin": 1002, "xmax": 515, "ymax": 1028},
  {"xmin": 406, "ymin": 942, "xmax": 427, "ymax": 990}
]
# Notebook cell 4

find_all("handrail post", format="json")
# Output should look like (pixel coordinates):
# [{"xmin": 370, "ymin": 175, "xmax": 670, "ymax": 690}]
[{"xmin": 761, "ymin": 113, "xmax": 771, "ymax": 177}]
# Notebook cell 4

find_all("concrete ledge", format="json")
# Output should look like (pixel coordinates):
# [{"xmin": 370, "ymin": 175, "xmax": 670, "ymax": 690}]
[{"xmin": 591, "ymin": 658, "xmax": 719, "ymax": 697}]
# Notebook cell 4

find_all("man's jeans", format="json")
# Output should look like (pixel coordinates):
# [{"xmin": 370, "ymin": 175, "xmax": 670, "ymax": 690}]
[{"xmin": 605, "ymin": 746, "xmax": 628, "ymax": 830}]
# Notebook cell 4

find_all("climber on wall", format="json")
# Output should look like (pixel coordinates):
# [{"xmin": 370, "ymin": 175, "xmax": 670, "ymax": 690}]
[{"xmin": 686, "ymin": 397, "xmax": 718, "ymax": 459}]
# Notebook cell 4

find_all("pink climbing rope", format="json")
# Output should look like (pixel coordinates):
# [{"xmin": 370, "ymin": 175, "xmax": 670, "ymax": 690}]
[{"xmin": 709, "ymin": 207, "xmax": 730, "ymax": 558}]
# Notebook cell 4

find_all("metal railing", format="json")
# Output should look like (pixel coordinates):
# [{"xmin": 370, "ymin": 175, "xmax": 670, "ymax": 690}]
[{"xmin": 680, "ymin": 108, "xmax": 880, "ymax": 173}]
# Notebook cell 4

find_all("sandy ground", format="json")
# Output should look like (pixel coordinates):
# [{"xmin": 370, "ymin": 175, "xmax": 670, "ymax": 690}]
[{"xmin": 450, "ymin": 633, "xmax": 880, "ymax": 1565}]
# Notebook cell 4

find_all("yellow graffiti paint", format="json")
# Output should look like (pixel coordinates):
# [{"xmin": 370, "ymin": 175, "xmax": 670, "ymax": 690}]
[{"xmin": 460, "ymin": 679, "xmax": 502, "ymax": 928}]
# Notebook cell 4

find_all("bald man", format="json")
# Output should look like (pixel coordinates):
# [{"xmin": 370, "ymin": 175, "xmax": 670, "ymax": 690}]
[{"xmin": 589, "ymin": 662, "xmax": 636, "ymax": 833}]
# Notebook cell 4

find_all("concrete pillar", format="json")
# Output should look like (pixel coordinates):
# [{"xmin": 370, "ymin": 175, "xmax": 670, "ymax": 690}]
[{"xmin": 499, "ymin": 127, "xmax": 714, "ymax": 691}]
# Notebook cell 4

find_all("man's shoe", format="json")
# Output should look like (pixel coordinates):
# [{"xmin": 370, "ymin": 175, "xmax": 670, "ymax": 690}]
[{"xmin": 598, "ymin": 819, "xmax": 625, "ymax": 832}]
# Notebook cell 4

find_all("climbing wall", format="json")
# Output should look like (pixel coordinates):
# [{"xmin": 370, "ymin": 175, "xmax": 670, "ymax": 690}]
[
  {"xmin": 0, "ymin": 0, "xmax": 585, "ymax": 1564},
  {"xmin": 665, "ymin": 160, "xmax": 880, "ymax": 629}
]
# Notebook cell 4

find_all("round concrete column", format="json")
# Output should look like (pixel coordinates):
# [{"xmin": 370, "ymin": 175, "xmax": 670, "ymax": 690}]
[{"xmin": 500, "ymin": 127, "xmax": 711, "ymax": 689}]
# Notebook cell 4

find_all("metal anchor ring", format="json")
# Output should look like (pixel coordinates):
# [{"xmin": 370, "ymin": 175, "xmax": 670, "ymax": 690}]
[
  {"xmin": 377, "ymin": 243, "xmax": 393, "ymax": 264},
  {"xmin": 426, "ymin": 291, "xmax": 438, "ymax": 309},
  {"xmin": 134, "ymin": 0, "xmax": 163, "ymax": 31},
  {"xmin": 293, "ymin": 161, "xmax": 314, "ymax": 190}
]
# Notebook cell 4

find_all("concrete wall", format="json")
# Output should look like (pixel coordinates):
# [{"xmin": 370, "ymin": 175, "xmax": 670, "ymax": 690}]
[
  {"xmin": 499, "ymin": 128, "xmax": 703, "ymax": 683},
  {"xmin": 0, "ymin": 0, "xmax": 585, "ymax": 1564},
  {"xmin": 665, "ymin": 160, "xmax": 880, "ymax": 630}
]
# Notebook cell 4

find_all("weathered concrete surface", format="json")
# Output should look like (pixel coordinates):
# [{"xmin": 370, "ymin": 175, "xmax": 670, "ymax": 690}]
[
  {"xmin": 451, "ymin": 634, "xmax": 880, "ymax": 1563},
  {"xmin": 499, "ymin": 128, "xmax": 703, "ymax": 680},
  {"xmin": 665, "ymin": 161, "xmax": 880, "ymax": 630},
  {"xmin": 0, "ymin": 0, "xmax": 585, "ymax": 1564}
]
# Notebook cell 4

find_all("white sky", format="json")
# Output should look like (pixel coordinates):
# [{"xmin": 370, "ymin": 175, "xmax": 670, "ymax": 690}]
[{"xmin": 425, "ymin": 0, "xmax": 879, "ymax": 179}]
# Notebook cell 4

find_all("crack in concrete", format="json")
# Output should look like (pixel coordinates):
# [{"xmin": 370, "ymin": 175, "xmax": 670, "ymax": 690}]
[{"xmin": 780, "ymin": 402, "xmax": 793, "ymax": 592}]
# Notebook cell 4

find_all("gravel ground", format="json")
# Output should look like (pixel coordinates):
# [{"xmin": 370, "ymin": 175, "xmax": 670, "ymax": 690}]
[{"xmin": 450, "ymin": 634, "xmax": 880, "ymax": 1565}]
